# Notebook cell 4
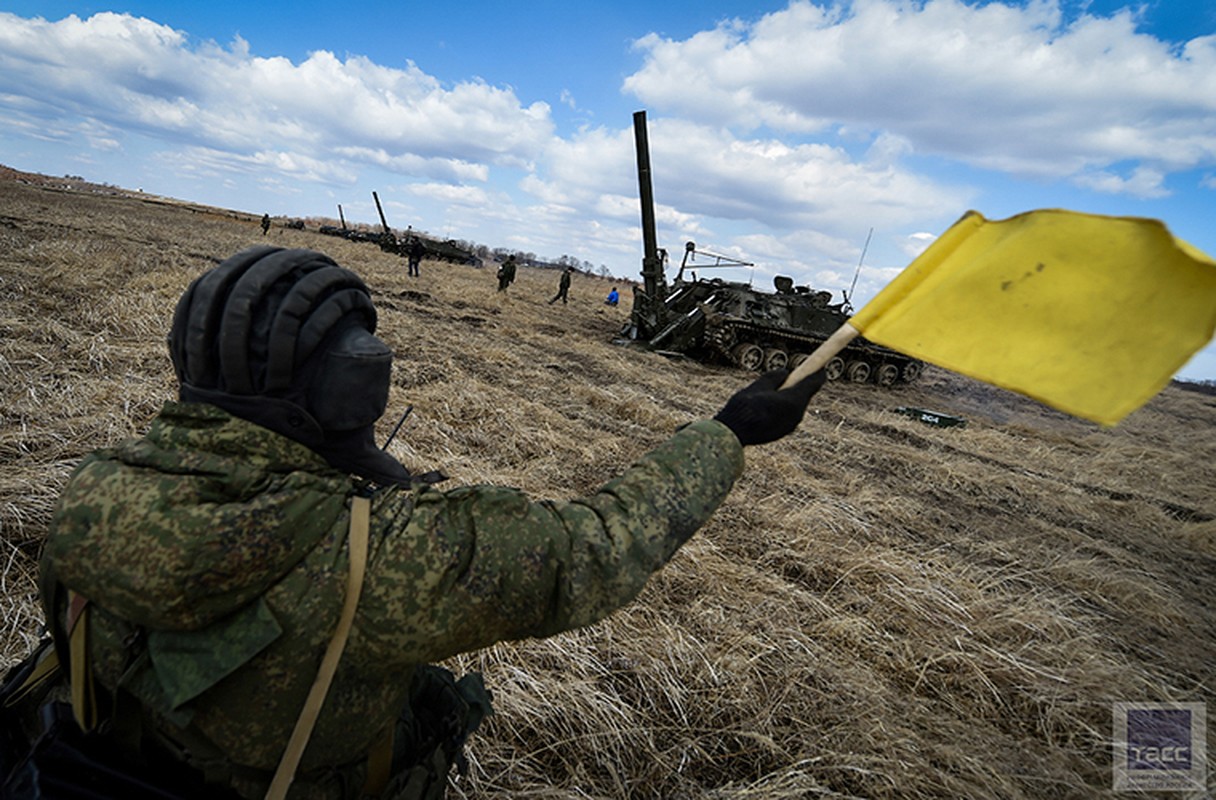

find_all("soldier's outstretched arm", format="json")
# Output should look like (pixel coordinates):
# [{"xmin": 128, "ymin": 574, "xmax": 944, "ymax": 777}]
[
  {"xmin": 357, "ymin": 368, "xmax": 825, "ymax": 665},
  {"xmin": 359, "ymin": 419, "xmax": 742, "ymax": 664}
]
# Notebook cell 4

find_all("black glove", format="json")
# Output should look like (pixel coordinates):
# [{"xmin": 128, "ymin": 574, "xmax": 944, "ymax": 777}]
[{"xmin": 713, "ymin": 368, "xmax": 827, "ymax": 446}]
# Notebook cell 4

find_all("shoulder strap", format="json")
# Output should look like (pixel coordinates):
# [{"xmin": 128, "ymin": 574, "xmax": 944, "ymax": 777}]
[
  {"xmin": 67, "ymin": 590, "xmax": 97, "ymax": 731},
  {"xmin": 36, "ymin": 556, "xmax": 98, "ymax": 732},
  {"xmin": 266, "ymin": 494, "xmax": 372, "ymax": 800}
]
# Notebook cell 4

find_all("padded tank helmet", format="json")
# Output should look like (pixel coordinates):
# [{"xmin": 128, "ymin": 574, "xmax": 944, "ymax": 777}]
[{"xmin": 168, "ymin": 246, "xmax": 409, "ymax": 485}]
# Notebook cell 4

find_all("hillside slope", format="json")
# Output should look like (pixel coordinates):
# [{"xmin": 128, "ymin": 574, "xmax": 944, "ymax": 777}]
[{"xmin": 1, "ymin": 176, "xmax": 1212, "ymax": 798}]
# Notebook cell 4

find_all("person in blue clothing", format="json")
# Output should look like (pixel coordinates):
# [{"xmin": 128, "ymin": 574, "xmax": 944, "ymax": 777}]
[{"xmin": 605, "ymin": 287, "xmax": 619, "ymax": 306}]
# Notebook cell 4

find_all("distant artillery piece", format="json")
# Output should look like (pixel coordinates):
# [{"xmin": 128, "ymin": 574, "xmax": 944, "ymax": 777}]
[
  {"xmin": 370, "ymin": 190, "xmax": 482, "ymax": 267},
  {"xmin": 422, "ymin": 238, "xmax": 482, "ymax": 267},
  {"xmin": 317, "ymin": 224, "xmax": 379, "ymax": 243}
]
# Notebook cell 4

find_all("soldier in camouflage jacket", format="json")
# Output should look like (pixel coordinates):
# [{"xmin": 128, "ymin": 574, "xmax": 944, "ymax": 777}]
[{"xmin": 36, "ymin": 246, "xmax": 825, "ymax": 799}]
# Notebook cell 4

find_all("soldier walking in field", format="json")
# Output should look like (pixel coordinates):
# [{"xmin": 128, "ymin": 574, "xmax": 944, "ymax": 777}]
[
  {"xmin": 549, "ymin": 266, "xmax": 574, "ymax": 304},
  {"xmin": 407, "ymin": 237, "xmax": 425, "ymax": 278},
  {"xmin": 260, "ymin": 213, "xmax": 270, "ymax": 236},
  {"xmin": 496, "ymin": 254, "xmax": 517, "ymax": 292}
]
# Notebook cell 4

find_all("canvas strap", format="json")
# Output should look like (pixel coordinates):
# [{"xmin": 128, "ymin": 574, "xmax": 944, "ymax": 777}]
[
  {"xmin": 266, "ymin": 494, "xmax": 371, "ymax": 800},
  {"xmin": 67, "ymin": 590, "xmax": 98, "ymax": 731}
]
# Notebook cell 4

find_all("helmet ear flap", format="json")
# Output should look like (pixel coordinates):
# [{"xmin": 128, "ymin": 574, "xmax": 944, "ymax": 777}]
[{"xmin": 306, "ymin": 327, "xmax": 392, "ymax": 431}]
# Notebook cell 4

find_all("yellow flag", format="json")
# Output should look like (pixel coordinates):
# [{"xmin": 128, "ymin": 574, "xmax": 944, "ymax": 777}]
[{"xmin": 850, "ymin": 209, "xmax": 1216, "ymax": 426}]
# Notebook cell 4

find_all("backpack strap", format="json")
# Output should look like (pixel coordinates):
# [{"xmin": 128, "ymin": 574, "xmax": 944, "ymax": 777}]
[
  {"xmin": 266, "ymin": 493, "xmax": 371, "ymax": 800},
  {"xmin": 29, "ymin": 559, "xmax": 99, "ymax": 733},
  {"xmin": 66, "ymin": 590, "xmax": 98, "ymax": 732}
]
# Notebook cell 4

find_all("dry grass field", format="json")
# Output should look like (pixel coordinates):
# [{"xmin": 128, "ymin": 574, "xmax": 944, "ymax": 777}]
[{"xmin": 2, "ymin": 173, "xmax": 1213, "ymax": 799}]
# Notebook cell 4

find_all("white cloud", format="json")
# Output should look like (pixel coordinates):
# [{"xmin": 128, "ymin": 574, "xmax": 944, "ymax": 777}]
[
  {"xmin": 0, "ymin": 11, "xmax": 555, "ymax": 177},
  {"xmin": 641, "ymin": 118, "xmax": 968, "ymax": 233},
  {"xmin": 592, "ymin": 192, "xmax": 644, "ymax": 222},
  {"xmin": 536, "ymin": 117, "xmax": 968, "ymax": 240},
  {"xmin": 1073, "ymin": 166, "xmax": 1168, "ymax": 198},
  {"xmin": 901, "ymin": 231, "xmax": 938, "ymax": 258},
  {"xmin": 408, "ymin": 182, "xmax": 492, "ymax": 206},
  {"xmin": 165, "ymin": 146, "xmax": 359, "ymax": 185},
  {"xmin": 623, "ymin": 0, "xmax": 1216, "ymax": 191},
  {"xmin": 334, "ymin": 147, "xmax": 489, "ymax": 182}
]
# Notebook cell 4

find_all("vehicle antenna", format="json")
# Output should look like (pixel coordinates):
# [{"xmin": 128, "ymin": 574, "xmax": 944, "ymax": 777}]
[{"xmin": 846, "ymin": 227, "xmax": 873, "ymax": 306}]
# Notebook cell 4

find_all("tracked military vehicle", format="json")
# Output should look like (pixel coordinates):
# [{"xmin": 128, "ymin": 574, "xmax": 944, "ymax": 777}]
[
  {"xmin": 626, "ymin": 259, "xmax": 923, "ymax": 385},
  {"xmin": 617, "ymin": 111, "xmax": 922, "ymax": 386},
  {"xmin": 369, "ymin": 191, "xmax": 481, "ymax": 266},
  {"xmin": 423, "ymin": 238, "xmax": 482, "ymax": 267}
]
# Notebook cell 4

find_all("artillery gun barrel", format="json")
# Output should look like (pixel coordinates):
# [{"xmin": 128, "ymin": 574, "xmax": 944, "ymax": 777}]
[
  {"xmin": 372, "ymin": 191, "xmax": 390, "ymax": 234},
  {"xmin": 338, "ymin": 204, "xmax": 347, "ymax": 230},
  {"xmin": 633, "ymin": 111, "xmax": 664, "ymax": 300}
]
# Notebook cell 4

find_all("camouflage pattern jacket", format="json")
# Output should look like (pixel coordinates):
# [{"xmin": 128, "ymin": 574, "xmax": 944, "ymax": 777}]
[{"xmin": 42, "ymin": 402, "xmax": 743, "ymax": 795}]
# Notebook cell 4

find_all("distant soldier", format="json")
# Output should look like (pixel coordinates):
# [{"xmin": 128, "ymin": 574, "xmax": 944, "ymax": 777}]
[
  {"xmin": 260, "ymin": 213, "xmax": 270, "ymax": 236},
  {"xmin": 497, "ymin": 255, "xmax": 517, "ymax": 292},
  {"xmin": 549, "ymin": 266, "xmax": 574, "ymax": 304},
  {"xmin": 407, "ymin": 237, "xmax": 426, "ymax": 278}
]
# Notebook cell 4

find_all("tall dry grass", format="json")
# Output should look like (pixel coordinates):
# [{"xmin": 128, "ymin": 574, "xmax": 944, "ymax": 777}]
[{"xmin": 1, "ymin": 176, "xmax": 1212, "ymax": 798}]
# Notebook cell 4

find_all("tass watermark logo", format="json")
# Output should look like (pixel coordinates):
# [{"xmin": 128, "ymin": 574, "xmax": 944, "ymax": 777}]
[{"xmin": 1113, "ymin": 702, "xmax": 1206, "ymax": 792}]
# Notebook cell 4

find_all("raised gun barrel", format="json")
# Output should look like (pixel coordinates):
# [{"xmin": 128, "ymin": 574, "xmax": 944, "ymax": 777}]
[
  {"xmin": 625, "ymin": 110, "xmax": 671, "ymax": 340},
  {"xmin": 372, "ymin": 191, "xmax": 390, "ymax": 235}
]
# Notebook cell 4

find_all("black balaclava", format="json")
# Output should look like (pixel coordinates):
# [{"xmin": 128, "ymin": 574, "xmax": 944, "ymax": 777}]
[{"xmin": 168, "ymin": 246, "xmax": 410, "ymax": 486}]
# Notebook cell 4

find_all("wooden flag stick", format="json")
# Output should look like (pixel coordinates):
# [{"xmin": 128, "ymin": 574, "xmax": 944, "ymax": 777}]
[{"xmin": 780, "ymin": 322, "xmax": 861, "ymax": 390}]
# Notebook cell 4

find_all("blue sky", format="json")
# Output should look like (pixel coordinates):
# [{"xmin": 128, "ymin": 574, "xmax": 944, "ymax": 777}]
[{"xmin": 2, "ymin": 0, "xmax": 1214, "ymax": 379}]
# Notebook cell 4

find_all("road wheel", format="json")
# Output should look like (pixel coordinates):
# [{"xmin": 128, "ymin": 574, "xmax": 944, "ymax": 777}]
[
  {"xmin": 876, "ymin": 363, "xmax": 900, "ymax": 387},
  {"xmin": 902, "ymin": 361, "xmax": 923, "ymax": 382},
  {"xmin": 825, "ymin": 356, "xmax": 846, "ymax": 381},
  {"xmin": 788, "ymin": 353, "xmax": 808, "ymax": 370},
  {"xmin": 707, "ymin": 323, "xmax": 735, "ymax": 351},
  {"xmin": 732, "ymin": 343, "xmax": 764, "ymax": 371},
  {"xmin": 764, "ymin": 348, "xmax": 789, "ymax": 371},
  {"xmin": 846, "ymin": 360, "xmax": 871, "ymax": 383}
]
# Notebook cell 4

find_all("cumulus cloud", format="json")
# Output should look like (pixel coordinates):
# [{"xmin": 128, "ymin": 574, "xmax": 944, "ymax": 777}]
[
  {"xmin": 542, "ymin": 117, "xmax": 969, "ymax": 236},
  {"xmin": 901, "ymin": 231, "xmax": 938, "ymax": 258},
  {"xmin": 0, "ymin": 11, "xmax": 554, "ymax": 183},
  {"xmin": 1073, "ymin": 166, "xmax": 1169, "ymax": 198},
  {"xmin": 623, "ymin": 0, "xmax": 1216, "ymax": 190},
  {"xmin": 408, "ymin": 182, "xmax": 492, "ymax": 206},
  {"xmin": 334, "ymin": 147, "xmax": 489, "ymax": 182},
  {"xmin": 165, "ymin": 146, "xmax": 360, "ymax": 185}
]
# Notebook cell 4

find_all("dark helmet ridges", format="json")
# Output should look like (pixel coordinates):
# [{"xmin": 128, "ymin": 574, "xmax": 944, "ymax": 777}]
[{"xmin": 169, "ymin": 246, "xmax": 409, "ymax": 485}]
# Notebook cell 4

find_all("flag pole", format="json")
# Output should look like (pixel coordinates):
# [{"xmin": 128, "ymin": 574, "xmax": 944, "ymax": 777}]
[{"xmin": 780, "ymin": 322, "xmax": 861, "ymax": 389}]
